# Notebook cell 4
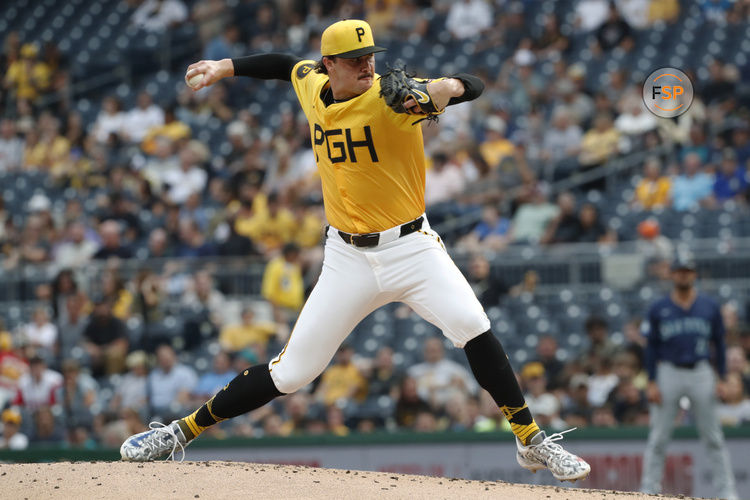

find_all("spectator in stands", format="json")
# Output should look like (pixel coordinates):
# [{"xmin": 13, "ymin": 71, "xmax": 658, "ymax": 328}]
[
  {"xmin": 54, "ymin": 221, "xmax": 98, "ymax": 268},
  {"xmin": 717, "ymin": 372, "xmax": 750, "ymax": 426},
  {"xmin": 712, "ymin": 148, "xmax": 748, "ymax": 204},
  {"xmin": 425, "ymin": 152, "xmax": 466, "ymax": 207},
  {"xmin": 244, "ymin": 192, "xmax": 297, "ymax": 254},
  {"xmin": 541, "ymin": 192, "xmax": 580, "ymax": 244},
  {"xmin": 57, "ymin": 359, "xmax": 98, "ymax": 428},
  {"xmin": 633, "ymin": 158, "xmax": 672, "ymax": 210},
  {"xmin": 671, "ymin": 152, "xmax": 714, "ymax": 211},
  {"xmin": 533, "ymin": 13, "xmax": 570, "ymax": 61},
  {"xmin": 588, "ymin": 357, "xmax": 620, "ymax": 408},
  {"xmin": 574, "ymin": 0, "xmax": 610, "ymax": 33},
  {"xmin": 22, "ymin": 307, "xmax": 57, "ymax": 353},
  {"xmin": 30, "ymin": 406, "xmax": 64, "ymax": 445},
  {"xmin": 109, "ymin": 351, "xmax": 149, "ymax": 416},
  {"xmin": 0, "ymin": 408, "xmax": 28, "ymax": 450},
  {"xmin": 409, "ymin": 337, "xmax": 477, "ymax": 409},
  {"xmin": 148, "ymin": 344, "xmax": 198, "ymax": 418},
  {"xmin": 15, "ymin": 355, "xmax": 62, "ymax": 411},
  {"xmin": 25, "ymin": 113, "xmax": 70, "ymax": 173},
  {"xmin": 175, "ymin": 218, "xmax": 216, "ymax": 258},
  {"xmin": 479, "ymin": 116, "xmax": 516, "ymax": 171},
  {"xmin": 203, "ymin": 24, "xmax": 242, "ymax": 61},
  {"xmin": 510, "ymin": 188, "xmax": 559, "ymax": 244},
  {"xmin": 445, "ymin": 0, "xmax": 493, "ymax": 40},
  {"xmin": 593, "ymin": 3, "xmax": 634, "ymax": 53},
  {"xmin": 131, "ymin": 0, "xmax": 188, "ymax": 32},
  {"xmin": 614, "ymin": 91, "xmax": 658, "ymax": 143},
  {"xmin": 181, "ymin": 269, "xmax": 227, "ymax": 328},
  {"xmin": 262, "ymin": 243, "xmax": 304, "ymax": 323},
  {"xmin": 459, "ymin": 204, "xmax": 511, "ymax": 252},
  {"xmin": 578, "ymin": 203, "xmax": 616, "ymax": 244},
  {"xmin": 279, "ymin": 392, "xmax": 312, "ymax": 436},
  {"xmin": 0, "ymin": 118, "xmax": 23, "ymax": 172},
  {"xmin": 314, "ymin": 344, "xmax": 367, "ymax": 406},
  {"xmin": 584, "ymin": 315, "xmax": 620, "ymax": 363},
  {"xmin": 395, "ymin": 376, "xmax": 431, "ymax": 429},
  {"xmin": 101, "ymin": 270, "xmax": 133, "ymax": 320},
  {"xmin": 192, "ymin": 351, "xmax": 237, "ymax": 402},
  {"xmin": 0, "ymin": 331, "xmax": 27, "ymax": 409},
  {"xmin": 562, "ymin": 373, "xmax": 592, "ymax": 427},
  {"xmin": 701, "ymin": 0, "xmax": 734, "ymax": 23},
  {"xmin": 520, "ymin": 362, "xmax": 564, "ymax": 429},
  {"xmin": 122, "ymin": 92, "xmax": 164, "ymax": 144},
  {"xmin": 465, "ymin": 253, "xmax": 508, "ymax": 308},
  {"xmin": 3, "ymin": 43, "xmax": 50, "ymax": 102},
  {"xmin": 142, "ymin": 106, "xmax": 192, "ymax": 157},
  {"xmin": 92, "ymin": 220, "xmax": 132, "ymax": 260},
  {"xmin": 535, "ymin": 335, "xmax": 565, "ymax": 391},
  {"xmin": 726, "ymin": 346, "xmax": 750, "ymax": 393},
  {"xmin": 607, "ymin": 352, "xmax": 648, "ymax": 424},
  {"xmin": 365, "ymin": 346, "xmax": 402, "ymax": 400},
  {"xmin": 579, "ymin": 112, "xmax": 621, "ymax": 168},
  {"xmin": 731, "ymin": 121, "xmax": 750, "ymax": 167},
  {"xmin": 92, "ymin": 96, "xmax": 126, "ymax": 145},
  {"xmin": 219, "ymin": 306, "xmax": 279, "ymax": 356},
  {"xmin": 82, "ymin": 296, "xmax": 129, "ymax": 377},
  {"xmin": 542, "ymin": 108, "xmax": 582, "ymax": 164},
  {"xmin": 147, "ymin": 228, "xmax": 172, "ymax": 259}
]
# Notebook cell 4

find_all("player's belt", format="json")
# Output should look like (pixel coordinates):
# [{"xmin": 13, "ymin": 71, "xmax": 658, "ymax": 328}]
[
  {"xmin": 672, "ymin": 361, "xmax": 697, "ymax": 369},
  {"xmin": 337, "ymin": 216, "xmax": 424, "ymax": 248}
]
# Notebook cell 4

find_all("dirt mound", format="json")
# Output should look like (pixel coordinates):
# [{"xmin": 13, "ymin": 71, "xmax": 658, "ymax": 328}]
[{"xmin": 0, "ymin": 461, "xmax": 684, "ymax": 499}]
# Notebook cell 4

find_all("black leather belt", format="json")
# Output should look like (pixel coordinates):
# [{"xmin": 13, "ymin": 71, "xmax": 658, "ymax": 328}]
[
  {"xmin": 673, "ymin": 361, "xmax": 697, "ymax": 369},
  {"xmin": 337, "ymin": 216, "xmax": 424, "ymax": 248}
]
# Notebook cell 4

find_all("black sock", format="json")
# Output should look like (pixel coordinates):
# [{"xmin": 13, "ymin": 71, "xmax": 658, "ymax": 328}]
[
  {"xmin": 464, "ymin": 330, "xmax": 540, "ymax": 444},
  {"xmin": 179, "ymin": 364, "xmax": 283, "ymax": 440}
]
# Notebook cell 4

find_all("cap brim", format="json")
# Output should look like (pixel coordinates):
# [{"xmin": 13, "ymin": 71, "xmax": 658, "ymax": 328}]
[{"xmin": 329, "ymin": 46, "xmax": 386, "ymax": 59}]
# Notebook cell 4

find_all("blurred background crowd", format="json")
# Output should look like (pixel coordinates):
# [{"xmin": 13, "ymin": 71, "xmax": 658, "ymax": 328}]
[{"xmin": 2, "ymin": 0, "xmax": 750, "ymax": 450}]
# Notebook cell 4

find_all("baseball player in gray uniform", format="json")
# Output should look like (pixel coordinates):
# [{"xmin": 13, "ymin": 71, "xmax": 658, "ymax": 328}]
[{"xmin": 641, "ymin": 257, "xmax": 737, "ymax": 499}]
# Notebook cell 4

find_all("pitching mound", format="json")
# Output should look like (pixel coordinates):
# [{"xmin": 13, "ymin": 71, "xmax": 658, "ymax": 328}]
[{"xmin": 1, "ymin": 461, "xmax": 684, "ymax": 499}]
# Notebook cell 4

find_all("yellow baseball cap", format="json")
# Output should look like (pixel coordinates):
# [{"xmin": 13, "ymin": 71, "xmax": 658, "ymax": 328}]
[{"xmin": 321, "ymin": 19, "xmax": 386, "ymax": 59}]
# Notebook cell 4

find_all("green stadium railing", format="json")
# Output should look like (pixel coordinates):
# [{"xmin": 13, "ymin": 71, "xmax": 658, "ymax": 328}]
[{"xmin": 2, "ymin": 426, "xmax": 750, "ymax": 463}]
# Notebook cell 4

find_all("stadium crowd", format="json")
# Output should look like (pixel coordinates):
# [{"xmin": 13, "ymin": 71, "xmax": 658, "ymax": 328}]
[{"xmin": 2, "ymin": 0, "xmax": 750, "ymax": 450}]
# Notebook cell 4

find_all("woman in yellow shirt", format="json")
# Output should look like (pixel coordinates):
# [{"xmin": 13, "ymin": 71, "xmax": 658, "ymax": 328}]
[{"xmin": 633, "ymin": 158, "xmax": 671, "ymax": 210}]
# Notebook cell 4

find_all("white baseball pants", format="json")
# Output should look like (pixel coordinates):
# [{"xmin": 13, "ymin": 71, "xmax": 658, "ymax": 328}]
[{"xmin": 268, "ymin": 216, "xmax": 490, "ymax": 394}]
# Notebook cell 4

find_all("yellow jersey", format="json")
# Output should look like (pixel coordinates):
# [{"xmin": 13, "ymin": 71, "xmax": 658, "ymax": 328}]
[
  {"xmin": 291, "ymin": 60, "xmax": 426, "ymax": 234},
  {"xmin": 261, "ymin": 256, "xmax": 304, "ymax": 311}
]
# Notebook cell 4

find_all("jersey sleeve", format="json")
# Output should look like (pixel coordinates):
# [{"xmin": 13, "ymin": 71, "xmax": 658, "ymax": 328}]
[{"xmin": 291, "ymin": 60, "xmax": 328, "ymax": 118}]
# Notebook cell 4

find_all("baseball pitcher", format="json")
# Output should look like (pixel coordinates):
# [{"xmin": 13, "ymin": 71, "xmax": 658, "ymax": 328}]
[{"xmin": 120, "ymin": 19, "xmax": 590, "ymax": 482}]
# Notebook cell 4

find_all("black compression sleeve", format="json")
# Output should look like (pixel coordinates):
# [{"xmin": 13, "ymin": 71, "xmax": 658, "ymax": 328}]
[
  {"xmin": 231, "ymin": 53, "xmax": 302, "ymax": 82},
  {"xmin": 446, "ymin": 73, "xmax": 485, "ymax": 106}
]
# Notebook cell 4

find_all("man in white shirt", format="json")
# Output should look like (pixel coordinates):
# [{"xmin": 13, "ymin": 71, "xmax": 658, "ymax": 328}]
[
  {"xmin": 23, "ymin": 308, "xmax": 58, "ymax": 352},
  {"xmin": 163, "ymin": 147, "xmax": 208, "ymax": 204},
  {"xmin": 131, "ymin": 0, "xmax": 188, "ymax": 32},
  {"xmin": 148, "ymin": 344, "xmax": 198, "ymax": 416},
  {"xmin": 54, "ymin": 221, "xmax": 98, "ymax": 269},
  {"xmin": 15, "ymin": 356, "xmax": 63, "ymax": 411},
  {"xmin": 122, "ymin": 92, "xmax": 165, "ymax": 143},
  {"xmin": 0, "ymin": 119, "xmax": 23, "ymax": 172},
  {"xmin": 408, "ymin": 337, "xmax": 478, "ymax": 409},
  {"xmin": 425, "ymin": 152, "xmax": 466, "ymax": 207},
  {"xmin": 446, "ymin": 0, "xmax": 493, "ymax": 40}
]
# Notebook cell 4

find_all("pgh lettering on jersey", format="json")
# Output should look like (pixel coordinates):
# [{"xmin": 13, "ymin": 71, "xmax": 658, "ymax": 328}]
[{"xmin": 291, "ymin": 60, "xmax": 426, "ymax": 234}]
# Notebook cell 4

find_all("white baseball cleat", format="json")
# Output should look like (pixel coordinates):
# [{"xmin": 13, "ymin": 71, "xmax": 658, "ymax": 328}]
[
  {"xmin": 516, "ymin": 428, "xmax": 591, "ymax": 482},
  {"xmin": 120, "ymin": 421, "xmax": 189, "ymax": 462}
]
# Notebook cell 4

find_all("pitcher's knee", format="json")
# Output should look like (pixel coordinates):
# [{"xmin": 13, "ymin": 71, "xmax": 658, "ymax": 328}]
[
  {"xmin": 447, "ymin": 311, "xmax": 490, "ymax": 347},
  {"xmin": 268, "ymin": 364, "xmax": 318, "ymax": 394}
]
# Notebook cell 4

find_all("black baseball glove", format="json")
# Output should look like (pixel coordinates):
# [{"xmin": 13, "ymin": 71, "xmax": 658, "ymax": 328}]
[{"xmin": 379, "ymin": 63, "xmax": 443, "ymax": 122}]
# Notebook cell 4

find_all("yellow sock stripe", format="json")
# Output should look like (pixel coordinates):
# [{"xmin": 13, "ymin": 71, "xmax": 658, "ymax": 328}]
[
  {"xmin": 206, "ymin": 398, "xmax": 226, "ymax": 423},
  {"xmin": 184, "ymin": 415, "xmax": 202, "ymax": 437},
  {"xmin": 499, "ymin": 404, "xmax": 528, "ymax": 421}
]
